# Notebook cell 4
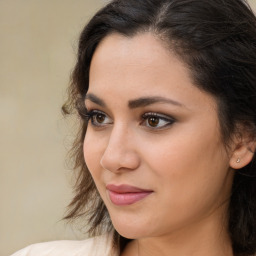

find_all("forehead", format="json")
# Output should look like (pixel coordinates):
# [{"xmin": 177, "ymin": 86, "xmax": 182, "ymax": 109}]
[
  {"xmin": 91, "ymin": 32, "xmax": 174, "ymax": 67},
  {"xmin": 88, "ymin": 32, "xmax": 216, "ymax": 112},
  {"xmin": 89, "ymin": 33, "xmax": 189, "ymax": 91}
]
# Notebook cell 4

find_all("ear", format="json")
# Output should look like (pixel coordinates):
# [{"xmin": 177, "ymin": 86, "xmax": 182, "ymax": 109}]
[{"xmin": 229, "ymin": 128, "xmax": 256, "ymax": 170}]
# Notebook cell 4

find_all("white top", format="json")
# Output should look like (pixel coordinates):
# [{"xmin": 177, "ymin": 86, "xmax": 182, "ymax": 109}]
[{"xmin": 10, "ymin": 233, "xmax": 118, "ymax": 256}]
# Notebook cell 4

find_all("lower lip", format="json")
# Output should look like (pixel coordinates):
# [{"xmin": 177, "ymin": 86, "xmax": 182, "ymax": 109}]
[{"xmin": 108, "ymin": 190, "xmax": 152, "ymax": 206}]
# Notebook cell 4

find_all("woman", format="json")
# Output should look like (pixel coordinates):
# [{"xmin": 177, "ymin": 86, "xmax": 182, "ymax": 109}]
[{"xmin": 12, "ymin": 0, "xmax": 256, "ymax": 255}]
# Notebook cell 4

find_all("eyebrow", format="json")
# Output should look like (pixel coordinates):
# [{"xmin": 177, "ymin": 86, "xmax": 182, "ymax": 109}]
[
  {"xmin": 85, "ymin": 93, "xmax": 106, "ymax": 107},
  {"xmin": 85, "ymin": 93, "xmax": 184, "ymax": 109},
  {"xmin": 128, "ymin": 96, "xmax": 184, "ymax": 109}
]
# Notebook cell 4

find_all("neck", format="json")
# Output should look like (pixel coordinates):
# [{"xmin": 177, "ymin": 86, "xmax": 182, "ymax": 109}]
[{"xmin": 121, "ymin": 208, "xmax": 233, "ymax": 256}]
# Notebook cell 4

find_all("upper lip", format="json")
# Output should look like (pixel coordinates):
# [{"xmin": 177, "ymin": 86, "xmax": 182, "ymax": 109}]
[{"xmin": 106, "ymin": 184, "xmax": 153, "ymax": 193}]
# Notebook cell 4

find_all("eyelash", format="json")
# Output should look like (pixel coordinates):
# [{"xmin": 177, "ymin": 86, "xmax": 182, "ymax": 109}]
[
  {"xmin": 85, "ymin": 109, "xmax": 175, "ymax": 130},
  {"xmin": 85, "ymin": 110, "xmax": 113, "ymax": 127},
  {"xmin": 141, "ymin": 112, "xmax": 175, "ymax": 129}
]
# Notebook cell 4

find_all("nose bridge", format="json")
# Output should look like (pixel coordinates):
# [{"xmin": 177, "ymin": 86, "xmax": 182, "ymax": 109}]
[
  {"xmin": 100, "ymin": 122, "xmax": 140, "ymax": 172},
  {"xmin": 110, "ymin": 122, "xmax": 129, "ymax": 146}
]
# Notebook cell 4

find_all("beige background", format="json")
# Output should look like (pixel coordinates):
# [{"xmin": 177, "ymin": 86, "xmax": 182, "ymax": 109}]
[
  {"xmin": 1, "ymin": 0, "xmax": 256, "ymax": 255},
  {"xmin": 0, "ymin": 1, "xmax": 106, "ymax": 255}
]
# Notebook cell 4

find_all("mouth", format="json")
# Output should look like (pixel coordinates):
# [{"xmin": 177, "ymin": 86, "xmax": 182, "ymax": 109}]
[{"xmin": 106, "ymin": 184, "xmax": 153, "ymax": 206}]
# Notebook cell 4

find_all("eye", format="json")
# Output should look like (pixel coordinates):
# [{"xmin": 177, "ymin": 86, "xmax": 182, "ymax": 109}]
[
  {"xmin": 141, "ymin": 112, "xmax": 175, "ymax": 129},
  {"xmin": 86, "ymin": 110, "xmax": 112, "ymax": 127}
]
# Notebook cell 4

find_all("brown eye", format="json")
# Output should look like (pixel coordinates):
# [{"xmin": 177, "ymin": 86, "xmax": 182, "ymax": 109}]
[
  {"xmin": 96, "ymin": 113, "xmax": 106, "ymax": 123},
  {"xmin": 87, "ymin": 110, "xmax": 112, "ymax": 127},
  {"xmin": 148, "ymin": 117, "xmax": 160, "ymax": 127},
  {"xmin": 142, "ymin": 112, "xmax": 175, "ymax": 129}
]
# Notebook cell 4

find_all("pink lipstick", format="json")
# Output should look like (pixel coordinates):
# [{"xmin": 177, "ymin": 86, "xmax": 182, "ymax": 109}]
[{"xmin": 106, "ymin": 184, "xmax": 153, "ymax": 206}]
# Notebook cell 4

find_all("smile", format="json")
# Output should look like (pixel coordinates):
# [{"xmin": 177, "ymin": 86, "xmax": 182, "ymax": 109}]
[{"xmin": 106, "ymin": 184, "xmax": 153, "ymax": 206}]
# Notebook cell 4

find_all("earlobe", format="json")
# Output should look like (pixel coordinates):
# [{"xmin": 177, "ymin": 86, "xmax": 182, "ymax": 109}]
[{"xmin": 229, "ymin": 140, "xmax": 256, "ymax": 170}]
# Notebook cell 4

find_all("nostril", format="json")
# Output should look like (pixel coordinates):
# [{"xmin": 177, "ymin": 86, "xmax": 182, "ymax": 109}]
[
  {"xmin": 99, "ymin": 127, "xmax": 140, "ymax": 172},
  {"xmin": 100, "ymin": 147, "xmax": 140, "ymax": 173}
]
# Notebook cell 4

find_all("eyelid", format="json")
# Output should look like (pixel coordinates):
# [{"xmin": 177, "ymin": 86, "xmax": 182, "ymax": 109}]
[
  {"xmin": 141, "ymin": 112, "xmax": 176, "ymax": 129},
  {"xmin": 85, "ymin": 109, "xmax": 103, "ymax": 119},
  {"xmin": 86, "ymin": 109, "xmax": 113, "ymax": 127},
  {"xmin": 85, "ymin": 108, "xmax": 175, "ymax": 130},
  {"xmin": 84, "ymin": 102, "xmax": 112, "ymax": 117},
  {"xmin": 142, "ymin": 112, "xmax": 175, "ymax": 120}
]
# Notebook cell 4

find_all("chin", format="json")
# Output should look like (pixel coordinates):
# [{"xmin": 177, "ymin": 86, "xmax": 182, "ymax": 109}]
[
  {"xmin": 110, "ymin": 213, "xmax": 152, "ymax": 239},
  {"xmin": 114, "ymin": 227, "xmax": 144, "ymax": 240}
]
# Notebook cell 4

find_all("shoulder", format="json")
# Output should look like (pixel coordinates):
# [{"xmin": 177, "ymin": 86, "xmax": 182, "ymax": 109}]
[{"xmin": 10, "ymin": 233, "xmax": 117, "ymax": 256}]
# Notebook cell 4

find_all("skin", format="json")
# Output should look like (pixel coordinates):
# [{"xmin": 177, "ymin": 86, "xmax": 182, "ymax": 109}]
[{"xmin": 83, "ymin": 32, "xmax": 239, "ymax": 256}]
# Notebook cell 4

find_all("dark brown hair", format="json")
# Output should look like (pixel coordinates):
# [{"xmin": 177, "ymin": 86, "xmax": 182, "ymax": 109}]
[{"xmin": 63, "ymin": 0, "xmax": 256, "ymax": 255}]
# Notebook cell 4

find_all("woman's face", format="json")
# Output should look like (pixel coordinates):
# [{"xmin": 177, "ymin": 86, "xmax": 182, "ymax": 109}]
[{"xmin": 84, "ymin": 32, "xmax": 234, "ymax": 239}]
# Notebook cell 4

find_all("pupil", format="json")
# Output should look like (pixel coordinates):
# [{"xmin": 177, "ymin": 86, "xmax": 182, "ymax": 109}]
[
  {"xmin": 96, "ymin": 114, "xmax": 105, "ymax": 123},
  {"xmin": 149, "ymin": 117, "xmax": 159, "ymax": 127}
]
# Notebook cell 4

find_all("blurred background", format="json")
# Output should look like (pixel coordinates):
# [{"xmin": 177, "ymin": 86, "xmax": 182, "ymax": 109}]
[
  {"xmin": 0, "ymin": 0, "xmax": 256, "ymax": 255},
  {"xmin": 0, "ymin": 1, "xmax": 106, "ymax": 255}
]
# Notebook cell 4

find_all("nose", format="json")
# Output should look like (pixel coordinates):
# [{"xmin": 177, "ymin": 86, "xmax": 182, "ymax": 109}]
[{"xmin": 100, "ymin": 125, "xmax": 140, "ymax": 173}]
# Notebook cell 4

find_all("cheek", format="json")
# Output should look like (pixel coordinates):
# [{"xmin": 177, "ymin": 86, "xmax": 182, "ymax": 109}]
[
  {"xmin": 140, "ymin": 124, "xmax": 230, "ymax": 208},
  {"xmin": 83, "ymin": 131, "xmax": 103, "ymax": 179},
  {"xmin": 143, "ymin": 119, "xmax": 225, "ymax": 176},
  {"xmin": 83, "ymin": 132, "xmax": 110, "ymax": 205}
]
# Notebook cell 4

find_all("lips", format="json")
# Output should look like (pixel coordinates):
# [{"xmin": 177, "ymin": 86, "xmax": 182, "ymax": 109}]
[{"xmin": 106, "ymin": 184, "xmax": 153, "ymax": 206}]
